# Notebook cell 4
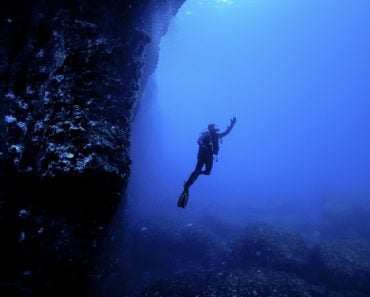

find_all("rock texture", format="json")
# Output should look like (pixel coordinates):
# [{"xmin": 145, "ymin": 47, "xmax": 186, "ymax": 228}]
[
  {"xmin": 310, "ymin": 239, "xmax": 370, "ymax": 293},
  {"xmin": 139, "ymin": 222, "xmax": 370, "ymax": 297},
  {"xmin": 230, "ymin": 222, "xmax": 310, "ymax": 274},
  {"xmin": 0, "ymin": 0, "xmax": 184, "ymax": 295},
  {"xmin": 141, "ymin": 269, "xmax": 328, "ymax": 297}
]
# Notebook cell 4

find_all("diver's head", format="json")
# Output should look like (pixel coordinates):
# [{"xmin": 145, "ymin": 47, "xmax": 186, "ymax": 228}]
[{"xmin": 208, "ymin": 124, "xmax": 219, "ymax": 133}]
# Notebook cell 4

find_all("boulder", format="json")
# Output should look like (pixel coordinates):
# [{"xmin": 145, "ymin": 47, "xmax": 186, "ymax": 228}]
[{"xmin": 230, "ymin": 223, "xmax": 309, "ymax": 274}]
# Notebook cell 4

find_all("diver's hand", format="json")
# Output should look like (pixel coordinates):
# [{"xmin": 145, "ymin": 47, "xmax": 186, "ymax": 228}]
[{"xmin": 230, "ymin": 117, "xmax": 237, "ymax": 126}]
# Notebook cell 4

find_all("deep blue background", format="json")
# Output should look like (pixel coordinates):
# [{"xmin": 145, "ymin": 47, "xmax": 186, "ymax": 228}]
[{"xmin": 127, "ymin": 0, "xmax": 370, "ymax": 235}]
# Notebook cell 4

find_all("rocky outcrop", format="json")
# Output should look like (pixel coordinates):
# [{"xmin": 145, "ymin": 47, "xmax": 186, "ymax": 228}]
[
  {"xmin": 126, "ymin": 221, "xmax": 218, "ymax": 272},
  {"xmin": 140, "ymin": 269, "xmax": 328, "ymax": 297},
  {"xmin": 0, "ymin": 0, "xmax": 184, "ymax": 214},
  {"xmin": 0, "ymin": 0, "xmax": 184, "ymax": 295},
  {"xmin": 106, "ymin": 221, "xmax": 222, "ymax": 296},
  {"xmin": 229, "ymin": 222, "xmax": 310, "ymax": 274},
  {"xmin": 310, "ymin": 239, "xmax": 370, "ymax": 293}
]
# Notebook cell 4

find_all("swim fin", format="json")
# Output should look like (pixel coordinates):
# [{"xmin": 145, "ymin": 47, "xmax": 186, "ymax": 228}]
[{"xmin": 177, "ymin": 190, "xmax": 189, "ymax": 208}]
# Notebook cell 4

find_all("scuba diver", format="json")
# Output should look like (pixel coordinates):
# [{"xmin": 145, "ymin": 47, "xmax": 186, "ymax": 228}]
[{"xmin": 177, "ymin": 117, "xmax": 237, "ymax": 208}]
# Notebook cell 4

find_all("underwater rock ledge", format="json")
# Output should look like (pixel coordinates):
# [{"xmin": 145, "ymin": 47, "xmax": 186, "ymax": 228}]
[{"xmin": 0, "ymin": 0, "xmax": 184, "ymax": 295}]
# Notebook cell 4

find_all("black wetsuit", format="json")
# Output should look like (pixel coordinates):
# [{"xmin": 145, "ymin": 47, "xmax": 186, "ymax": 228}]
[{"xmin": 183, "ymin": 125, "xmax": 234, "ymax": 192}]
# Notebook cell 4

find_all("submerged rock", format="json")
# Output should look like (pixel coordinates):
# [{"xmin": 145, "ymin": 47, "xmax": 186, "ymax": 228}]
[
  {"xmin": 0, "ymin": 0, "xmax": 185, "ymax": 295},
  {"xmin": 310, "ymin": 239, "xmax": 370, "ymax": 293},
  {"xmin": 140, "ymin": 268, "xmax": 327, "ymax": 297},
  {"xmin": 125, "ymin": 221, "xmax": 218, "ymax": 273},
  {"xmin": 229, "ymin": 223, "xmax": 309, "ymax": 274},
  {"xmin": 330, "ymin": 292, "xmax": 370, "ymax": 297}
]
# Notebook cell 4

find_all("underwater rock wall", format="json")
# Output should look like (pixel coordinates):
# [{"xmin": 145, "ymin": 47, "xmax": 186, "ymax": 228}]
[{"xmin": 0, "ymin": 0, "xmax": 184, "ymax": 295}]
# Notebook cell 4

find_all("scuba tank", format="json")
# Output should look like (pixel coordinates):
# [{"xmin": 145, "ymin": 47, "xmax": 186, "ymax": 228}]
[{"xmin": 197, "ymin": 129, "xmax": 220, "ymax": 156}]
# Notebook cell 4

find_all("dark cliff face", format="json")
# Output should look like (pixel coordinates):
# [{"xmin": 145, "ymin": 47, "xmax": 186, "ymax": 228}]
[
  {"xmin": 0, "ymin": 0, "xmax": 183, "ymax": 211},
  {"xmin": 0, "ymin": 0, "xmax": 184, "ymax": 295}
]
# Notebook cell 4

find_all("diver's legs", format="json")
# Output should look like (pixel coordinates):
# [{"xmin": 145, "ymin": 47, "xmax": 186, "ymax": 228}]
[
  {"xmin": 200, "ymin": 154, "xmax": 213, "ymax": 175},
  {"xmin": 183, "ymin": 157, "xmax": 205, "ymax": 191}
]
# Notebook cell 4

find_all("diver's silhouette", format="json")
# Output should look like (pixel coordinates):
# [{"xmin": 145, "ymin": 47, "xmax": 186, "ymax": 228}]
[{"xmin": 177, "ymin": 117, "xmax": 237, "ymax": 208}]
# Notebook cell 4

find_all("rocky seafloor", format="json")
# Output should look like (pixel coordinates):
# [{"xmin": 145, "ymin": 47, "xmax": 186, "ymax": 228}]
[{"xmin": 125, "ymin": 221, "xmax": 370, "ymax": 297}]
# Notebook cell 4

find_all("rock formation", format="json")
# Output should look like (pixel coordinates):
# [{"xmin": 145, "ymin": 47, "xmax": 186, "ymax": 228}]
[{"xmin": 0, "ymin": 1, "xmax": 184, "ymax": 295}]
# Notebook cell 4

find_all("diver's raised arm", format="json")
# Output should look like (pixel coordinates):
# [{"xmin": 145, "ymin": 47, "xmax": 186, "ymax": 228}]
[{"xmin": 218, "ymin": 117, "xmax": 237, "ymax": 138}]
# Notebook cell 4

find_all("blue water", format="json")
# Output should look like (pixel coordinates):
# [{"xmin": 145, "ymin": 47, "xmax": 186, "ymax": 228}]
[
  {"xmin": 108, "ymin": 1, "xmax": 370, "ymax": 295},
  {"xmin": 128, "ymin": 0, "xmax": 370, "ymax": 232}
]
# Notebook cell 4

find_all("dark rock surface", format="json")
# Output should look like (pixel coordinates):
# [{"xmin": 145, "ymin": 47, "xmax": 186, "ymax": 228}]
[
  {"xmin": 0, "ymin": 0, "xmax": 184, "ymax": 295},
  {"xmin": 229, "ymin": 222, "xmax": 310, "ymax": 274},
  {"xmin": 138, "ymin": 222, "xmax": 370, "ymax": 297},
  {"xmin": 310, "ymin": 239, "xmax": 370, "ymax": 293},
  {"xmin": 140, "ymin": 268, "xmax": 328, "ymax": 297},
  {"xmin": 104, "ymin": 221, "xmax": 223, "ymax": 296},
  {"xmin": 125, "ymin": 221, "xmax": 218, "ymax": 272}
]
